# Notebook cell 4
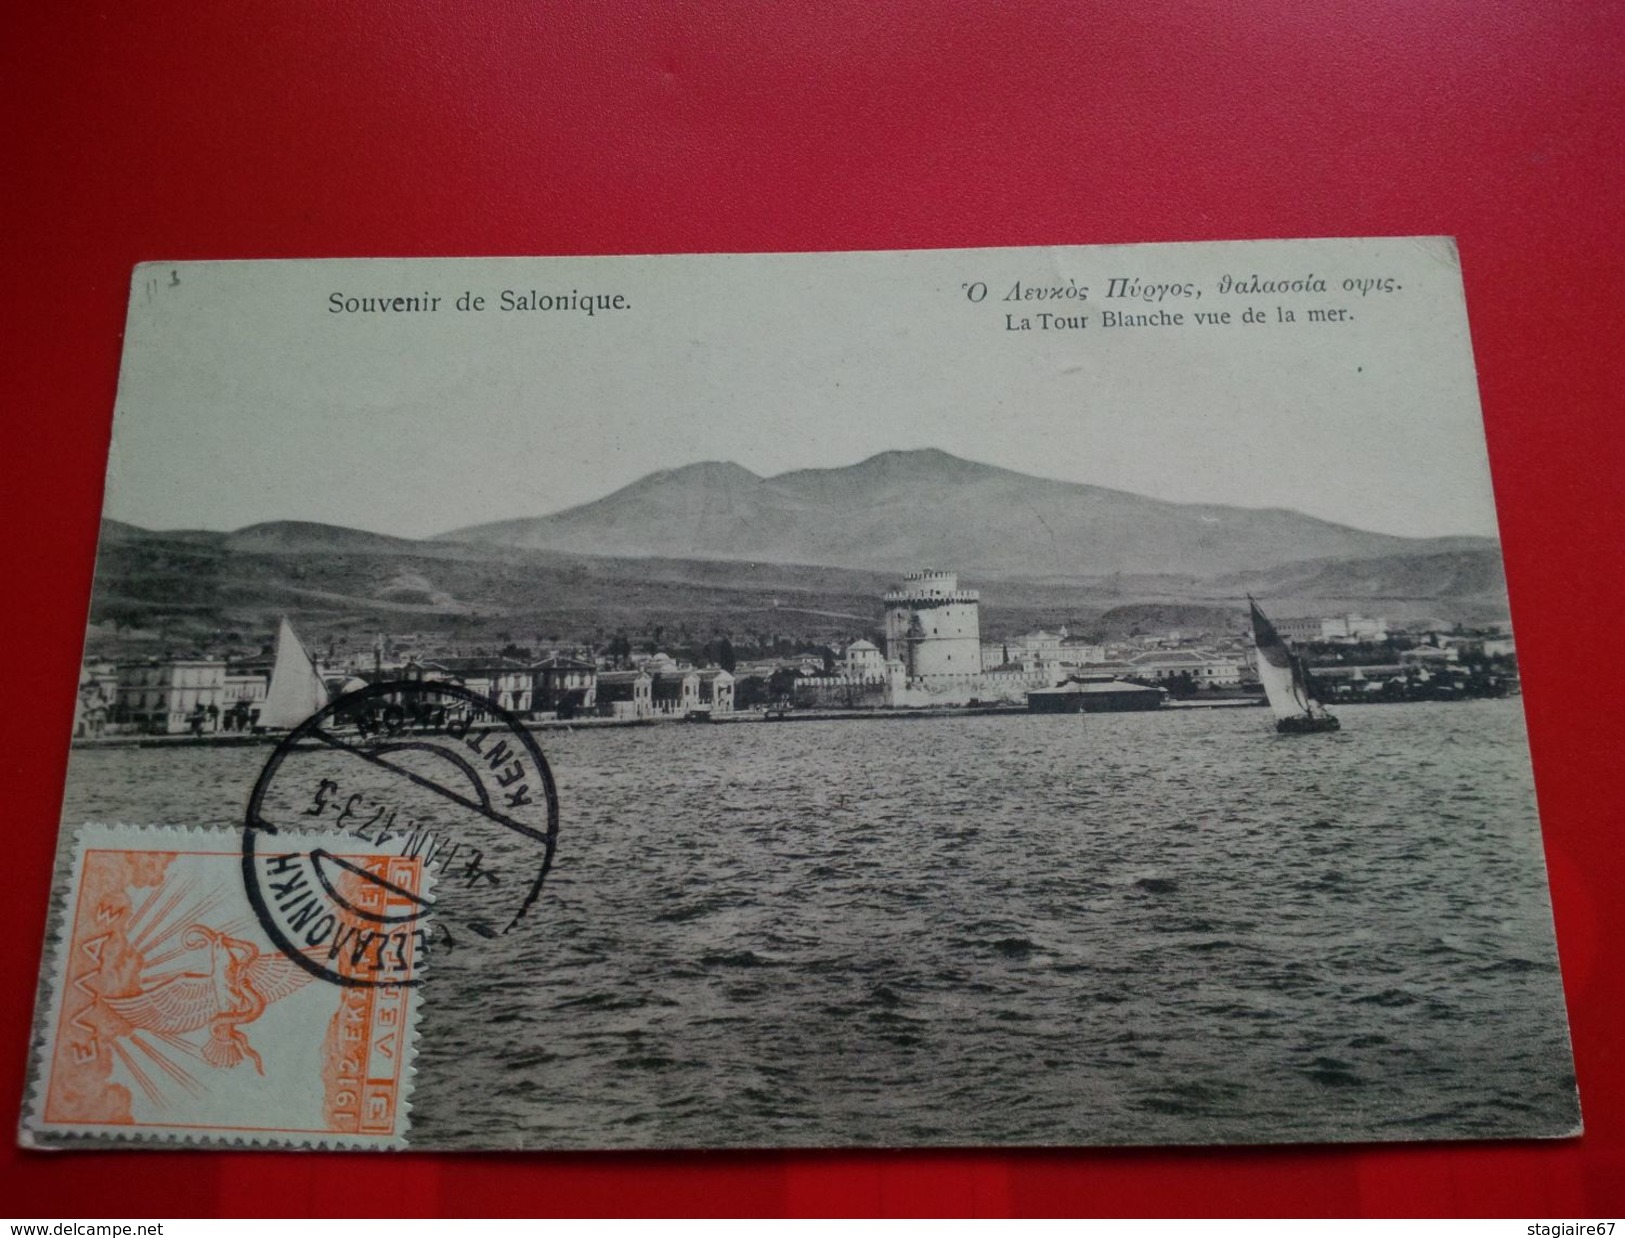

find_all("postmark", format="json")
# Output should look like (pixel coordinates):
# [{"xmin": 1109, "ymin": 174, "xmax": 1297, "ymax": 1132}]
[
  {"xmin": 243, "ymin": 679, "xmax": 559, "ymax": 987},
  {"xmin": 24, "ymin": 824, "xmax": 426, "ymax": 1149}
]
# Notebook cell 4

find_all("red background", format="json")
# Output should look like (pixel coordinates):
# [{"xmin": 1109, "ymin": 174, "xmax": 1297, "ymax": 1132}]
[{"xmin": 3, "ymin": 1, "xmax": 1622, "ymax": 1217}]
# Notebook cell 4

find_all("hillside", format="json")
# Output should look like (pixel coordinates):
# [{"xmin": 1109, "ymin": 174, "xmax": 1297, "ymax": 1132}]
[
  {"xmin": 225, "ymin": 521, "xmax": 425, "ymax": 556},
  {"xmin": 441, "ymin": 449, "xmax": 1494, "ymax": 579},
  {"xmin": 83, "ymin": 521, "xmax": 901, "ymax": 655},
  {"xmin": 84, "ymin": 513, "xmax": 1509, "ymax": 661}
]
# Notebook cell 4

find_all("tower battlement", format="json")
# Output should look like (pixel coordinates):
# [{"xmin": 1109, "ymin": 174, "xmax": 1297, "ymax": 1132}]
[
  {"xmin": 885, "ymin": 569, "xmax": 979, "ymax": 604},
  {"xmin": 883, "ymin": 567, "xmax": 982, "ymax": 678},
  {"xmin": 882, "ymin": 589, "xmax": 980, "ymax": 604}
]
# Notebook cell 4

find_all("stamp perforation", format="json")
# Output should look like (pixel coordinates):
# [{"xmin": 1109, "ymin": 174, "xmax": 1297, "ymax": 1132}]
[{"xmin": 22, "ymin": 822, "xmax": 426, "ymax": 1152}]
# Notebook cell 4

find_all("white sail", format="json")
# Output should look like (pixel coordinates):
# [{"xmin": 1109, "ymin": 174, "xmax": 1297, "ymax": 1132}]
[
  {"xmin": 261, "ymin": 617, "xmax": 329, "ymax": 729},
  {"xmin": 1255, "ymin": 648, "xmax": 1307, "ymax": 720},
  {"xmin": 1250, "ymin": 600, "xmax": 1316, "ymax": 720}
]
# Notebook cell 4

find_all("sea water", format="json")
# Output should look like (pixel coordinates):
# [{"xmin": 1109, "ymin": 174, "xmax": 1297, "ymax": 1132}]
[{"xmin": 56, "ymin": 699, "xmax": 1578, "ymax": 1148}]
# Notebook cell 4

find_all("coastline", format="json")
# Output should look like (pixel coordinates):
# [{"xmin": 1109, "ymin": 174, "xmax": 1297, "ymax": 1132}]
[{"xmin": 65, "ymin": 696, "xmax": 1286, "ymax": 749}]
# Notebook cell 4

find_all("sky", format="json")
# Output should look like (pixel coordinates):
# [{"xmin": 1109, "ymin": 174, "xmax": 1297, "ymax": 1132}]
[{"xmin": 102, "ymin": 239, "xmax": 1503, "ymax": 541}]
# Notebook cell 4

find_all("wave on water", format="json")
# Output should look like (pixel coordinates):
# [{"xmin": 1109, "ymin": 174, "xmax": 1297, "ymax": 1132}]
[{"xmin": 61, "ymin": 700, "xmax": 1578, "ymax": 1149}]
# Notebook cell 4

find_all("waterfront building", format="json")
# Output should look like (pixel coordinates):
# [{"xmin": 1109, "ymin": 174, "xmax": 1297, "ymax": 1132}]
[
  {"xmin": 423, "ymin": 657, "xmax": 533, "ymax": 714},
  {"xmin": 222, "ymin": 660, "xmax": 272, "ymax": 732},
  {"xmin": 74, "ymin": 659, "xmax": 119, "ymax": 738},
  {"xmin": 73, "ymin": 682, "xmax": 109, "ymax": 737},
  {"xmin": 981, "ymin": 641, "xmax": 1014, "ymax": 671},
  {"xmin": 994, "ymin": 630, "xmax": 1067, "ymax": 675},
  {"xmin": 697, "ymin": 668, "xmax": 736, "ymax": 715},
  {"xmin": 792, "ymin": 639, "xmax": 901, "ymax": 710},
  {"xmin": 383, "ymin": 656, "xmax": 451, "ymax": 684},
  {"xmin": 1127, "ymin": 650, "xmax": 1244, "ymax": 686},
  {"xmin": 650, "ymin": 668, "xmax": 701, "ymax": 717},
  {"xmin": 1276, "ymin": 613, "xmax": 1391, "ymax": 643},
  {"xmin": 1274, "ymin": 616, "xmax": 1324, "ymax": 643},
  {"xmin": 114, "ymin": 658, "xmax": 228, "ymax": 734},
  {"xmin": 1018, "ymin": 630, "xmax": 1065, "ymax": 667},
  {"xmin": 597, "ymin": 669, "xmax": 653, "ymax": 718},
  {"xmin": 1320, "ymin": 613, "xmax": 1390, "ymax": 641},
  {"xmin": 1062, "ymin": 641, "xmax": 1107, "ymax": 666},
  {"xmin": 843, "ymin": 639, "xmax": 886, "ymax": 678},
  {"xmin": 82, "ymin": 658, "xmax": 120, "ymax": 699},
  {"xmin": 792, "ymin": 663, "xmax": 901, "ymax": 710},
  {"xmin": 533, "ymin": 654, "xmax": 598, "ymax": 717}
]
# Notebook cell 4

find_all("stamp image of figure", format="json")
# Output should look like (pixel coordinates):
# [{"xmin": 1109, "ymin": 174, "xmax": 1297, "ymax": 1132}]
[
  {"xmin": 105, "ymin": 923, "xmax": 313, "ymax": 1075},
  {"xmin": 24, "ymin": 825, "xmax": 427, "ymax": 1149}
]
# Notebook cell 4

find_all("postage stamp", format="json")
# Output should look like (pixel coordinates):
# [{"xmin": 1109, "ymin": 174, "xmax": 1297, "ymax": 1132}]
[{"xmin": 23, "ymin": 824, "xmax": 428, "ymax": 1149}]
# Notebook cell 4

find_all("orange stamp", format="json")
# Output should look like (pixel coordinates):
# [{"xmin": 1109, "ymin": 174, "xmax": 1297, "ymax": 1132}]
[{"xmin": 23, "ymin": 825, "xmax": 428, "ymax": 1149}]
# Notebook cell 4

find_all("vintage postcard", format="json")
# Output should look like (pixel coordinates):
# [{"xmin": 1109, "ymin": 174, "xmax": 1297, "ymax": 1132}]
[{"xmin": 28, "ymin": 238, "xmax": 1578, "ymax": 1149}]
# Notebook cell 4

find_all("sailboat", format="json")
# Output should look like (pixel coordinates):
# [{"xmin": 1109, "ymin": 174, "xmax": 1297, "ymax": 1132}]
[
  {"xmin": 1248, "ymin": 597, "xmax": 1340, "ymax": 734},
  {"xmin": 259, "ymin": 616, "xmax": 330, "ymax": 730}
]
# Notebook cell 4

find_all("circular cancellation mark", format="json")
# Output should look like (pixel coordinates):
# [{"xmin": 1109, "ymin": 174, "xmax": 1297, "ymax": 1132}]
[{"xmin": 243, "ymin": 680, "xmax": 560, "ymax": 987}]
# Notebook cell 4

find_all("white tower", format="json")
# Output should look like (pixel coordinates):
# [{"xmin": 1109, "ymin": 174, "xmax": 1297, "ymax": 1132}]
[{"xmin": 883, "ymin": 570, "xmax": 981, "ymax": 682}]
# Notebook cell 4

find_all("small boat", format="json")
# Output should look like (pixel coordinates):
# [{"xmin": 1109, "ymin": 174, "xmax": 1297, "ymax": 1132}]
[{"xmin": 1248, "ymin": 598, "xmax": 1340, "ymax": 734}]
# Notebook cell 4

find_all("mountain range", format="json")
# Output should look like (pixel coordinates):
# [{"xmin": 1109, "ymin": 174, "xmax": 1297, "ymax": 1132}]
[
  {"xmin": 441, "ymin": 449, "xmax": 1492, "ymax": 579},
  {"xmin": 88, "ymin": 451, "xmax": 1509, "ymax": 652}
]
